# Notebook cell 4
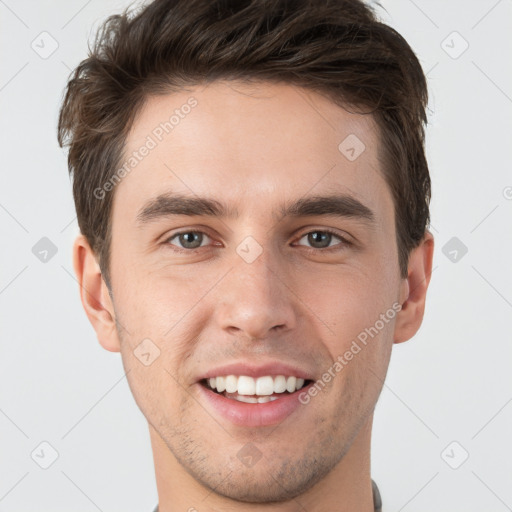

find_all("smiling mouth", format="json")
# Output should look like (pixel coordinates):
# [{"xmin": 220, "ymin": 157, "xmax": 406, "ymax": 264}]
[{"xmin": 200, "ymin": 375, "xmax": 313, "ymax": 403}]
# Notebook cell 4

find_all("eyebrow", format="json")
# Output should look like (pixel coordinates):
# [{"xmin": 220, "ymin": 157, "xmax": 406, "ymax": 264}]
[{"xmin": 135, "ymin": 192, "xmax": 376, "ymax": 227}]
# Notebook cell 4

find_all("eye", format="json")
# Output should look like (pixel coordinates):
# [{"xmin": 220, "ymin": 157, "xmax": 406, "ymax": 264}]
[
  {"xmin": 163, "ymin": 228, "xmax": 352, "ymax": 253},
  {"xmin": 294, "ymin": 229, "xmax": 351, "ymax": 250},
  {"xmin": 165, "ymin": 230, "xmax": 213, "ymax": 251}
]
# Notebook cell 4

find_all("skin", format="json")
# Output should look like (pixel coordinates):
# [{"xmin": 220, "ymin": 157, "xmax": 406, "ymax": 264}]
[{"xmin": 73, "ymin": 80, "xmax": 434, "ymax": 511}]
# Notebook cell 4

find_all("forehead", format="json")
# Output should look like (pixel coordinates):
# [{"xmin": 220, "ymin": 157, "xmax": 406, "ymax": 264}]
[{"xmin": 115, "ymin": 80, "xmax": 391, "ymax": 225}]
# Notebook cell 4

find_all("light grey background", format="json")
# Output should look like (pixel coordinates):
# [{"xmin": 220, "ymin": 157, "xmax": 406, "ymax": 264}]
[{"xmin": 1, "ymin": 0, "xmax": 511, "ymax": 510}]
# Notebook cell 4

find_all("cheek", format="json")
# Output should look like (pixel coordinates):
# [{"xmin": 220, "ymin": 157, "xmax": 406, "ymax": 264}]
[
  {"xmin": 296, "ymin": 265, "xmax": 398, "ymax": 394},
  {"xmin": 295, "ymin": 263, "xmax": 396, "ymax": 337},
  {"xmin": 116, "ymin": 319, "xmax": 192, "ymax": 428},
  {"xmin": 113, "ymin": 261, "xmax": 209, "ymax": 336},
  {"xmin": 113, "ymin": 268, "xmax": 210, "ymax": 388}
]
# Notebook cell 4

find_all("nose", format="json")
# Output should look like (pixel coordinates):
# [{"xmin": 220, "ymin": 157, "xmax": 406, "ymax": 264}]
[{"xmin": 215, "ymin": 247, "xmax": 297, "ymax": 340}]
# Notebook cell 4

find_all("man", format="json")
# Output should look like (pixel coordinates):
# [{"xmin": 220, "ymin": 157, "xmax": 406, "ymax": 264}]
[{"xmin": 58, "ymin": 0, "xmax": 433, "ymax": 510}]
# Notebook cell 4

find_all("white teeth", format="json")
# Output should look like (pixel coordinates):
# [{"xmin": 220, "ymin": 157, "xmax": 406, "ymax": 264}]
[
  {"xmin": 286, "ymin": 376, "xmax": 296, "ymax": 393},
  {"xmin": 235, "ymin": 395, "xmax": 258, "ymax": 404},
  {"xmin": 274, "ymin": 375, "xmax": 287, "ymax": 393},
  {"xmin": 225, "ymin": 375, "xmax": 238, "ymax": 393},
  {"xmin": 231, "ymin": 395, "xmax": 280, "ymax": 403},
  {"xmin": 216, "ymin": 376, "xmax": 226, "ymax": 393},
  {"xmin": 255, "ymin": 376, "xmax": 274, "ymax": 395},
  {"xmin": 237, "ymin": 376, "xmax": 255, "ymax": 395},
  {"xmin": 206, "ymin": 374, "xmax": 308, "ymax": 395}
]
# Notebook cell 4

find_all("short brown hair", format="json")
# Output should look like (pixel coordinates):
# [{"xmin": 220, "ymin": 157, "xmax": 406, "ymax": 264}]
[{"xmin": 58, "ymin": 0, "xmax": 430, "ymax": 288}]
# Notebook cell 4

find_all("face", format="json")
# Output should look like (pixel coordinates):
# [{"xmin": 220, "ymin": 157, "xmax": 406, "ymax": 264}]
[{"xmin": 93, "ymin": 81, "xmax": 412, "ymax": 501}]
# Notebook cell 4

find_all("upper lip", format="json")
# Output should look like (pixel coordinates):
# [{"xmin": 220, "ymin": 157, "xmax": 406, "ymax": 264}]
[{"xmin": 196, "ymin": 361, "xmax": 315, "ymax": 382}]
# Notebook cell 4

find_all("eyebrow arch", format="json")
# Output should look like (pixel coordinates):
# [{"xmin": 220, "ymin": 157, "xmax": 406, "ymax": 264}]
[
  {"xmin": 281, "ymin": 194, "xmax": 375, "ymax": 224},
  {"xmin": 135, "ymin": 192, "xmax": 376, "ymax": 227},
  {"xmin": 136, "ymin": 194, "xmax": 238, "ymax": 225}
]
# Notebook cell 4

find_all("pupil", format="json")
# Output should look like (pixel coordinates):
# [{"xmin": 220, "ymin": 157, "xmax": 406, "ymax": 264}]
[
  {"xmin": 180, "ymin": 232, "xmax": 202, "ymax": 249},
  {"xmin": 309, "ymin": 231, "xmax": 330, "ymax": 248}
]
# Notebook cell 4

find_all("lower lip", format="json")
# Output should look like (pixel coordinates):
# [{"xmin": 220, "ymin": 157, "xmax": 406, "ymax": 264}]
[{"xmin": 196, "ymin": 382, "xmax": 312, "ymax": 427}]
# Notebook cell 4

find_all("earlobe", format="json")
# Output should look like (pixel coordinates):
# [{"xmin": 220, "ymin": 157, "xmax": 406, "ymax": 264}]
[
  {"xmin": 72, "ymin": 234, "xmax": 121, "ymax": 352},
  {"xmin": 393, "ymin": 231, "xmax": 434, "ymax": 344}
]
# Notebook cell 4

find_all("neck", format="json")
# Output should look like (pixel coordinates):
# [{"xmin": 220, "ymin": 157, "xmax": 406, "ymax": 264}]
[{"xmin": 150, "ymin": 414, "xmax": 375, "ymax": 512}]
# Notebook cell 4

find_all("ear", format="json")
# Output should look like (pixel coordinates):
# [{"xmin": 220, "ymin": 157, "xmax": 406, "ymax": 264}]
[
  {"xmin": 393, "ymin": 231, "xmax": 434, "ymax": 344},
  {"xmin": 72, "ymin": 234, "xmax": 121, "ymax": 352}
]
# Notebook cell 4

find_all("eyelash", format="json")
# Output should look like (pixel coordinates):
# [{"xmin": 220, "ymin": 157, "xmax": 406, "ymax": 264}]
[{"xmin": 163, "ymin": 228, "xmax": 353, "ymax": 254}]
